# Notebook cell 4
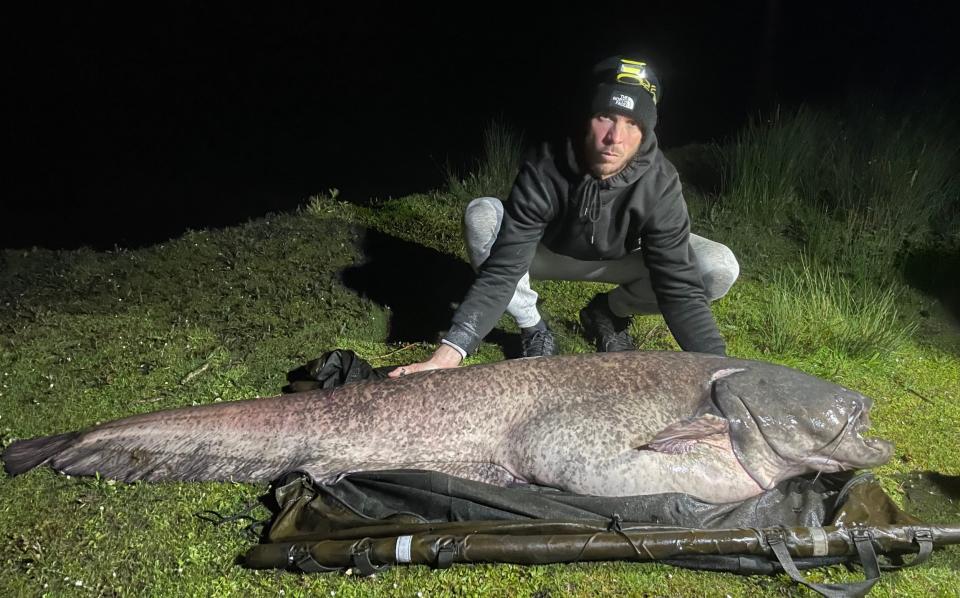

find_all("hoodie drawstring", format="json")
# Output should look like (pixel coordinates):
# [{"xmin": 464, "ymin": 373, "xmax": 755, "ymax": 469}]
[{"xmin": 579, "ymin": 180, "xmax": 601, "ymax": 245}]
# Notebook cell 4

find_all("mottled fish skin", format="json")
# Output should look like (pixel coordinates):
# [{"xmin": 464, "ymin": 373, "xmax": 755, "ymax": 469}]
[{"xmin": 2, "ymin": 351, "xmax": 893, "ymax": 504}]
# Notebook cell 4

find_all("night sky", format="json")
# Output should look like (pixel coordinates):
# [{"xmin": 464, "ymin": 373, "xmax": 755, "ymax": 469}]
[{"xmin": 5, "ymin": 3, "xmax": 958, "ymax": 250}]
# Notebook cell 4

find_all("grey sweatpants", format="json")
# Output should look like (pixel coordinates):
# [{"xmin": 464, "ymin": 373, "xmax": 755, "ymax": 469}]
[{"xmin": 463, "ymin": 197, "xmax": 739, "ymax": 328}]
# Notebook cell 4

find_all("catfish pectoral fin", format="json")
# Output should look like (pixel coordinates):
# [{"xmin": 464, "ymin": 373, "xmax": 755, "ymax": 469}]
[
  {"xmin": 638, "ymin": 414, "xmax": 730, "ymax": 454},
  {"xmin": 3, "ymin": 432, "xmax": 80, "ymax": 476}
]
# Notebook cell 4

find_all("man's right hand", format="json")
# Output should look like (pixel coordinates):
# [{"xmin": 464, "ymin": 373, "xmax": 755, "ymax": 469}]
[{"xmin": 388, "ymin": 343, "xmax": 463, "ymax": 378}]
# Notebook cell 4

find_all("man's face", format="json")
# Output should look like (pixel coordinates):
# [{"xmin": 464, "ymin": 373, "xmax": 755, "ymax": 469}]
[{"xmin": 583, "ymin": 112, "xmax": 644, "ymax": 179}]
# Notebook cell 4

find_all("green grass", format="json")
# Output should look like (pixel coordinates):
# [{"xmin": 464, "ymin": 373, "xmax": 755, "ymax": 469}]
[
  {"xmin": 746, "ymin": 257, "xmax": 917, "ymax": 358},
  {"xmin": 2, "ymin": 114, "xmax": 960, "ymax": 596},
  {"xmin": 445, "ymin": 118, "xmax": 525, "ymax": 202},
  {"xmin": 721, "ymin": 103, "xmax": 960, "ymax": 281}
]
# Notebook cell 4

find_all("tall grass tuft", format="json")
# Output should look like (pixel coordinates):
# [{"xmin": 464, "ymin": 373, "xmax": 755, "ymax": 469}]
[
  {"xmin": 722, "ymin": 101, "xmax": 959, "ymax": 281},
  {"xmin": 804, "ymin": 107, "xmax": 958, "ymax": 278},
  {"xmin": 724, "ymin": 106, "xmax": 831, "ymax": 223},
  {"xmin": 446, "ymin": 119, "xmax": 524, "ymax": 201},
  {"xmin": 754, "ymin": 257, "xmax": 916, "ymax": 358}
]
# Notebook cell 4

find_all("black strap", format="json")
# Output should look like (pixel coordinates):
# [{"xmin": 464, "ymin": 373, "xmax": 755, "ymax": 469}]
[
  {"xmin": 436, "ymin": 542, "xmax": 456, "ymax": 569},
  {"xmin": 288, "ymin": 544, "xmax": 339, "ymax": 573},
  {"xmin": 905, "ymin": 528, "xmax": 934, "ymax": 567},
  {"xmin": 766, "ymin": 527, "xmax": 881, "ymax": 598},
  {"xmin": 883, "ymin": 527, "xmax": 934, "ymax": 570},
  {"xmin": 351, "ymin": 539, "xmax": 388, "ymax": 576},
  {"xmin": 850, "ymin": 528, "xmax": 882, "ymax": 588}
]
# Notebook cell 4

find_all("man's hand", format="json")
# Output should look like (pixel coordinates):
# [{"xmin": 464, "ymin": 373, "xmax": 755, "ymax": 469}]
[{"xmin": 388, "ymin": 343, "xmax": 463, "ymax": 378}]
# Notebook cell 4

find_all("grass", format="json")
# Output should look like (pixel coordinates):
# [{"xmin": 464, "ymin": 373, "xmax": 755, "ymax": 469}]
[
  {"xmin": 445, "ymin": 118, "xmax": 525, "ymax": 203},
  {"xmin": 721, "ymin": 103, "xmax": 959, "ymax": 280},
  {"xmin": 747, "ymin": 257, "xmax": 916, "ymax": 358},
  {"xmin": 2, "ymin": 111, "xmax": 959, "ymax": 596}
]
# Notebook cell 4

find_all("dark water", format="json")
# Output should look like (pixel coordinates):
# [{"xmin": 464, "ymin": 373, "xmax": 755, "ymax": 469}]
[{"xmin": 896, "ymin": 471, "xmax": 960, "ymax": 524}]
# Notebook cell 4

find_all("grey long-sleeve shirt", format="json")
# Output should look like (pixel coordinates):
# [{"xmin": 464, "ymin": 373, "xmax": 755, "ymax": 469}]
[{"xmin": 443, "ymin": 131, "xmax": 725, "ymax": 356}]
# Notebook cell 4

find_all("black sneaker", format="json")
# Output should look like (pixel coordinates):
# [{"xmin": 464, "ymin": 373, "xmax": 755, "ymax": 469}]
[
  {"xmin": 579, "ymin": 293, "xmax": 636, "ymax": 352},
  {"xmin": 520, "ymin": 326, "xmax": 558, "ymax": 357}
]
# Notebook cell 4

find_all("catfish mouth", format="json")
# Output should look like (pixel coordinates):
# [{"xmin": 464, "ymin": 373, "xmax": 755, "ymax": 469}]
[
  {"xmin": 799, "ymin": 410, "xmax": 892, "ymax": 471},
  {"xmin": 760, "ymin": 396, "xmax": 890, "ymax": 466},
  {"xmin": 714, "ymin": 379, "xmax": 893, "ymax": 489}
]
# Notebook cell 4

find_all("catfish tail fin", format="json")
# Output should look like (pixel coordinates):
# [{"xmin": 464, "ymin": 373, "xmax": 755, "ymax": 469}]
[{"xmin": 2, "ymin": 432, "xmax": 80, "ymax": 476}]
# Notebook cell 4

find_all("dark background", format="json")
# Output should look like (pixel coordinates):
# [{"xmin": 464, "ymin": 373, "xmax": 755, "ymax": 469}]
[{"xmin": 5, "ymin": 3, "xmax": 958, "ymax": 250}]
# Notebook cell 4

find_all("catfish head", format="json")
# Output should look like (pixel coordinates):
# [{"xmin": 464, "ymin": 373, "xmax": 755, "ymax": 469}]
[{"xmin": 711, "ymin": 364, "xmax": 894, "ymax": 489}]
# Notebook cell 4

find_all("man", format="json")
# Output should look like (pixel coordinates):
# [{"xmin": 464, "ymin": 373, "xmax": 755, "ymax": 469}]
[{"xmin": 391, "ymin": 55, "xmax": 739, "ymax": 378}]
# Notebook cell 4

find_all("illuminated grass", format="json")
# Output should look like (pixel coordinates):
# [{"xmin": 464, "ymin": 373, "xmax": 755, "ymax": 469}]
[{"xmin": 2, "ymin": 112, "xmax": 959, "ymax": 595}]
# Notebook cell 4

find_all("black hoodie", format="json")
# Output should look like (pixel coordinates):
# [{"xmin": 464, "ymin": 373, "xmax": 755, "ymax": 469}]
[{"xmin": 444, "ymin": 131, "xmax": 726, "ymax": 356}]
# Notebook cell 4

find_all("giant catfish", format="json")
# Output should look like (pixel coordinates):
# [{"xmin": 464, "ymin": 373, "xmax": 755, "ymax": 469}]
[{"xmin": 2, "ymin": 351, "xmax": 893, "ymax": 504}]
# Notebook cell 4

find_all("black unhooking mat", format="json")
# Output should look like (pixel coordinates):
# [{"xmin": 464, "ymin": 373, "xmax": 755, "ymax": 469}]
[{"xmin": 233, "ymin": 350, "xmax": 947, "ymax": 598}]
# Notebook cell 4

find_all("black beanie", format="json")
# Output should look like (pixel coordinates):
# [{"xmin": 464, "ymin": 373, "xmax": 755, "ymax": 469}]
[{"xmin": 590, "ymin": 56, "xmax": 661, "ymax": 131}]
